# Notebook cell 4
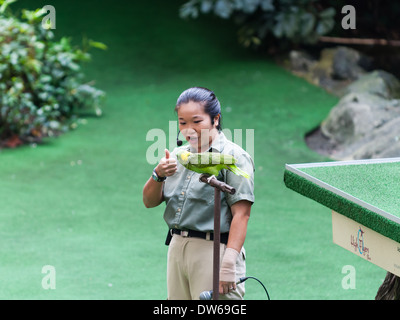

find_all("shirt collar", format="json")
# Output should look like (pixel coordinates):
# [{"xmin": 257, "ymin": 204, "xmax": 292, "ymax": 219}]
[{"xmin": 208, "ymin": 131, "xmax": 226, "ymax": 153}]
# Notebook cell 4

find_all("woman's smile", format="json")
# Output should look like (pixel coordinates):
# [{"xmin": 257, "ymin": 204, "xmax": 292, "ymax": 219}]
[{"xmin": 177, "ymin": 100, "xmax": 218, "ymax": 152}]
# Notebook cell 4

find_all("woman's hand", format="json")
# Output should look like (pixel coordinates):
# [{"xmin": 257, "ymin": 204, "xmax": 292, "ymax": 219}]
[
  {"xmin": 220, "ymin": 280, "xmax": 237, "ymax": 295},
  {"xmin": 219, "ymin": 248, "xmax": 239, "ymax": 295},
  {"xmin": 219, "ymin": 201, "xmax": 251, "ymax": 295},
  {"xmin": 156, "ymin": 149, "xmax": 177, "ymax": 178},
  {"xmin": 143, "ymin": 149, "xmax": 177, "ymax": 208}
]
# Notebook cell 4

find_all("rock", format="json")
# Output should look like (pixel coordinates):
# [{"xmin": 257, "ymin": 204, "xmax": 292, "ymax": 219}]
[
  {"xmin": 344, "ymin": 70, "xmax": 400, "ymax": 99},
  {"xmin": 321, "ymin": 92, "xmax": 400, "ymax": 145},
  {"xmin": 310, "ymin": 48, "xmax": 335, "ymax": 80},
  {"xmin": 286, "ymin": 47, "xmax": 373, "ymax": 96},
  {"xmin": 331, "ymin": 46, "xmax": 373, "ymax": 81},
  {"xmin": 291, "ymin": 47, "xmax": 400, "ymax": 160},
  {"xmin": 319, "ymin": 70, "xmax": 400, "ymax": 160},
  {"xmin": 336, "ymin": 117, "xmax": 400, "ymax": 160},
  {"xmin": 289, "ymin": 50, "xmax": 316, "ymax": 72}
]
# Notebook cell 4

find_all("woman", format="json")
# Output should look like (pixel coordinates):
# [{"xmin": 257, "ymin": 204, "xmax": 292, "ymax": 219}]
[{"xmin": 143, "ymin": 87, "xmax": 255, "ymax": 300}]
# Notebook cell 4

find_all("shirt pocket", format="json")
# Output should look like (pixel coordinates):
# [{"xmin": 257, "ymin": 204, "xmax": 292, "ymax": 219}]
[{"xmin": 186, "ymin": 176, "xmax": 215, "ymax": 206}]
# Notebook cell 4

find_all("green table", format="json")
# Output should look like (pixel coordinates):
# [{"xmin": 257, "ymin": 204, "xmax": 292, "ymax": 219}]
[{"xmin": 284, "ymin": 158, "xmax": 400, "ymax": 277}]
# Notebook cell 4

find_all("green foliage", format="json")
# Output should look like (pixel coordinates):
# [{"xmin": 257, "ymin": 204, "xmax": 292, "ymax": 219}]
[
  {"xmin": 0, "ymin": 0, "xmax": 106, "ymax": 144},
  {"xmin": 180, "ymin": 0, "xmax": 336, "ymax": 48}
]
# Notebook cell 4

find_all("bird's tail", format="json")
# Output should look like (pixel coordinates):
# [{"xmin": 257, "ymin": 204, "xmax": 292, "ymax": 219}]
[{"xmin": 226, "ymin": 164, "xmax": 250, "ymax": 178}]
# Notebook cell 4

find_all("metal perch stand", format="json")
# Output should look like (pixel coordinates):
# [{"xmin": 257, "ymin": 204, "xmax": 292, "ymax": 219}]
[{"xmin": 199, "ymin": 174, "xmax": 236, "ymax": 300}]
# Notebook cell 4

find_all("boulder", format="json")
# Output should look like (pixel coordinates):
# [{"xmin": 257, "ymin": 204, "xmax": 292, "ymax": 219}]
[
  {"xmin": 349, "ymin": 118, "xmax": 400, "ymax": 159},
  {"xmin": 344, "ymin": 70, "xmax": 400, "ymax": 99},
  {"xmin": 321, "ymin": 92, "xmax": 400, "ymax": 145},
  {"xmin": 319, "ymin": 70, "xmax": 400, "ymax": 160},
  {"xmin": 287, "ymin": 46, "xmax": 374, "ymax": 96},
  {"xmin": 331, "ymin": 46, "xmax": 373, "ymax": 81},
  {"xmin": 289, "ymin": 50, "xmax": 316, "ymax": 73}
]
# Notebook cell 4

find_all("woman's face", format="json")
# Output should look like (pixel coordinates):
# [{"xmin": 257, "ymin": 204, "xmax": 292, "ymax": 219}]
[{"xmin": 177, "ymin": 101, "xmax": 219, "ymax": 152}]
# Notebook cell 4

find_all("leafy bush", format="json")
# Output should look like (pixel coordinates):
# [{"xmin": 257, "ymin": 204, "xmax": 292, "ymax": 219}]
[
  {"xmin": 0, "ymin": 0, "xmax": 106, "ymax": 146},
  {"xmin": 180, "ymin": 0, "xmax": 336, "ymax": 48}
]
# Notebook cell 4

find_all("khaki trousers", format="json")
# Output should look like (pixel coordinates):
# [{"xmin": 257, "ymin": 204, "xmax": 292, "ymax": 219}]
[{"xmin": 167, "ymin": 234, "xmax": 246, "ymax": 300}]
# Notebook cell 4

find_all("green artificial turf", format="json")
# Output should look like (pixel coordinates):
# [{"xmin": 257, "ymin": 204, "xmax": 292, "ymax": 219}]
[
  {"xmin": 284, "ymin": 161, "xmax": 400, "ymax": 243},
  {"xmin": 0, "ymin": 0, "xmax": 386, "ymax": 300},
  {"xmin": 301, "ymin": 162, "xmax": 400, "ymax": 218}
]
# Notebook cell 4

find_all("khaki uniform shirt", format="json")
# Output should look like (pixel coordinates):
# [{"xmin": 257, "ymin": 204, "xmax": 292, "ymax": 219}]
[{"xmin": 162, "ymin": 132, "xmax": 255, "ymax": 233}]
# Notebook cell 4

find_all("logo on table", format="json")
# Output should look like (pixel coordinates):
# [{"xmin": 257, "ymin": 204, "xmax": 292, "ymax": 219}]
[{"xmin": 350, "ymin": 227, "xmax": 371, "ymax": 260}]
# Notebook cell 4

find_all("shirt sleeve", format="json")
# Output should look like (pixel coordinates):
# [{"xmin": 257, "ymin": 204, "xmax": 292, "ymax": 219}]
[{"xmin": 224, "ymin": 151, "xmax": 255, "ymax": 207}]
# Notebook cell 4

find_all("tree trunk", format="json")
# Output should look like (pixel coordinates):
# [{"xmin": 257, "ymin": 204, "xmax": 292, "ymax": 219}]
[{"xmin": 375, "ymin": 272, "xmax": 400, "ymax": 300}]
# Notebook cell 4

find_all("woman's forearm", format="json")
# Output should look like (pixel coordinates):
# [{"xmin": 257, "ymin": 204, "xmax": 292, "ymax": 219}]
[
  {"xmin": 226, "ymin": 200, "xmax": 251, "ymax": 252},
  {"xmin": 143, "ymin": 177, "xmax": 164, "ymax": 208},
  {"xmin": 219, "ymin": 200, "xmax": 251, "ymax": 294}
]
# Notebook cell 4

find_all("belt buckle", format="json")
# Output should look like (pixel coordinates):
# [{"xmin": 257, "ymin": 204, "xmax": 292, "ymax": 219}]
[{"xmin": 181, "ymin": 230, "xmax": 189, "ymax": 237}]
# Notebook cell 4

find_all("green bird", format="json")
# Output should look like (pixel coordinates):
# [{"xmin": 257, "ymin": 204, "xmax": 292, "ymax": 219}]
[{"xmin": 176, "ymin": 150, "xmax": 249, "ymax": 179}]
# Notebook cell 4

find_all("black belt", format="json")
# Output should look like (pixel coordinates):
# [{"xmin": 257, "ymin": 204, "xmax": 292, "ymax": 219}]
[{"xmin": 165, "ymin": 229, "xmax": 229, "ymax": 246}]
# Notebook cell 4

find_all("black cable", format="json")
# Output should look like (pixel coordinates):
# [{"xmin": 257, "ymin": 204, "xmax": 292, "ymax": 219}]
[
  {"xmin": 239, "ymin": 276, "xmax": 270, "ymax": 300},
  {"xmin": 199, "ymin": 276, "xmax": 271, "ymax": 300}
]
